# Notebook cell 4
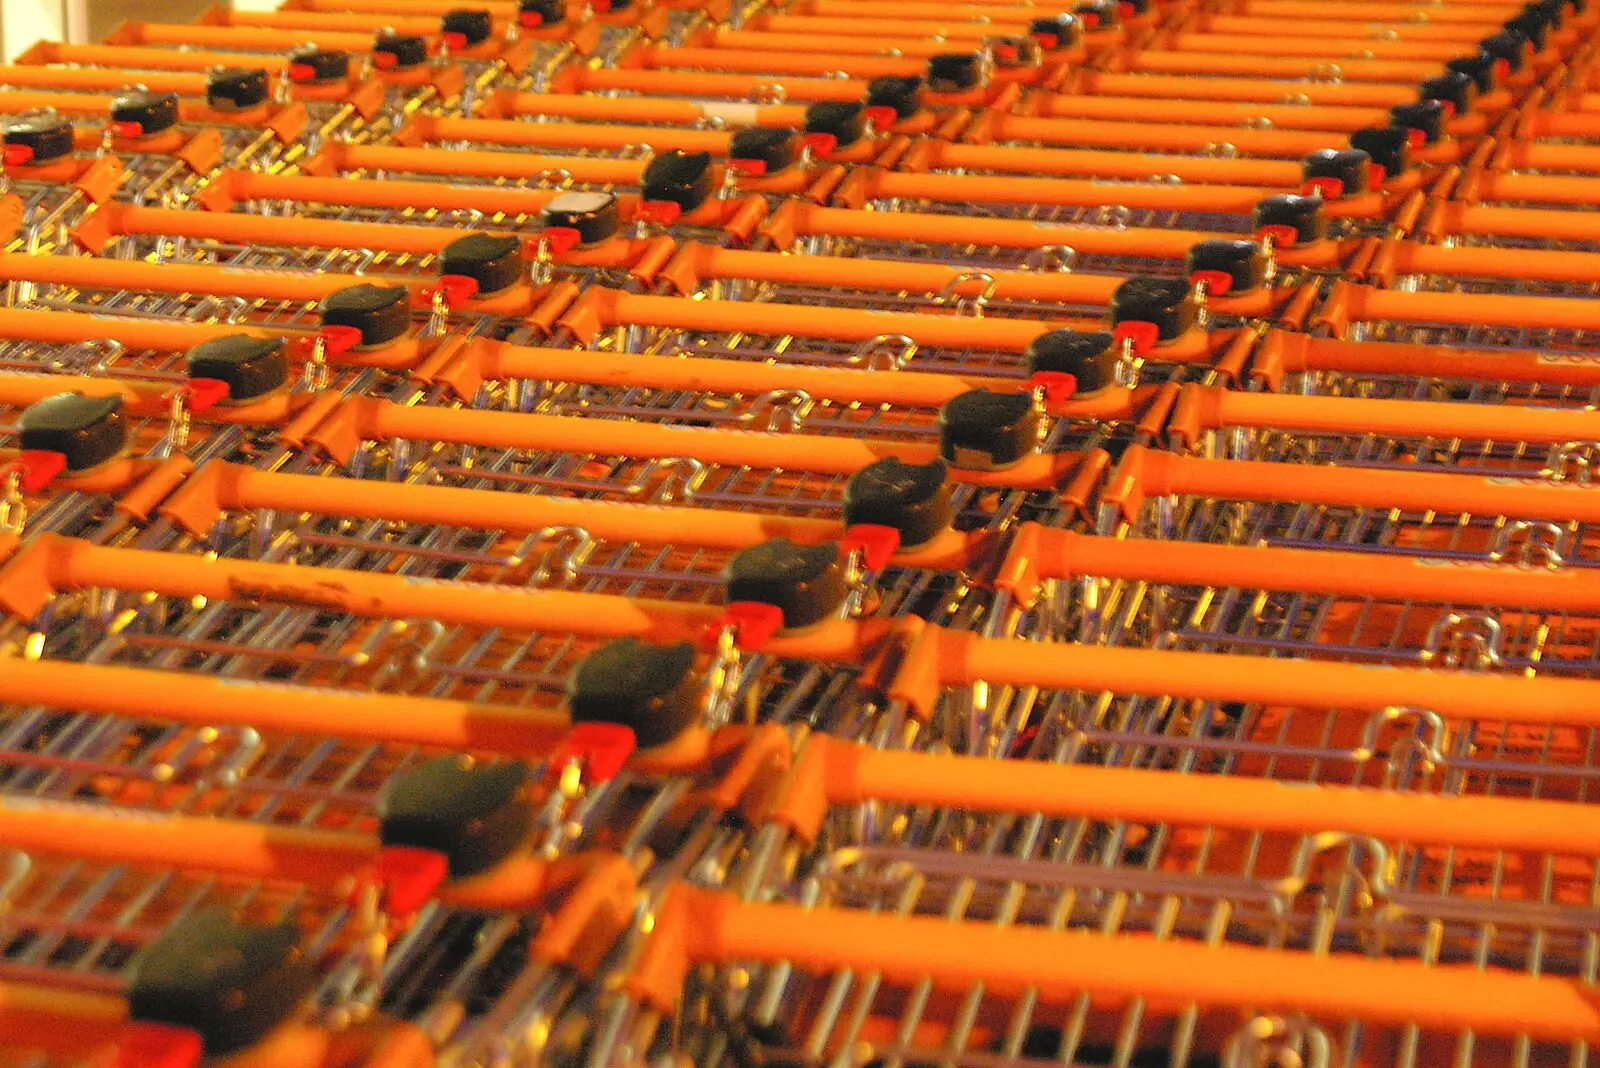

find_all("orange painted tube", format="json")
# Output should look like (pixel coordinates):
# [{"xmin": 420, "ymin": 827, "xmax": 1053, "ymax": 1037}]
[
  {"xmin": 640, "ymin": 45, "xmax": 925, "ymax": 78},
  {"xmin": 571, "ymin": 66, "xmax": 865, "ymax": 102},
  {"xmin": 1343, "ymin": 284, "xmax": 1600, "ymax": 331},
  {"xmin": 830, "ymin": 738, "xmax": 1600, "ymax": 859},
  {"xmin": 1288, "ymin": 334, "xmax": 1600, "ymax": 387},
  {"xmin": 1034, "ymin": 94, "xmax": 1394, "ymax": 132},
  {"xmin": 211, "ymin": 169, "xmax": 569, "ymax": 217},
  {"xmin": 0, "ymin": 65, "xmax": 246, "ymax": 95},
  {"xmin": 0, "ymin": 655, "xmax": 571, "ymax": 757},
  {"xmin": 870, "ymin": 168, "xmax": 1275, "ymax": 213},
  {"xmin": 989, "ymin": 114, "xmax": 1354, "ymax": 158},
  {"xmin": 289, "ymin": 0, "xmax": 516, "ymax": 12},
  {"xmin": 315, "ymin": 142, "xmax": 649, "ymax": 184},
  {"xmin": 1164, "ymin": 33, "xmax": 1468, "ymax": 60},
  {"xmin": 84, "ymin": 202, "xmax": 480, "ymax": 255},
  {"xmin": 0, "ymin": 251, "xmax": 365, "ymax": 304},
  {"xmin": 356, "ymin": 400, "xmax": 1080, "ymax": 489},
  {"xmin": 578, "ymin": 290, "xmax": 1075, "ymax": 349},
  {"xmin": 706, "ymin": 29, "xmax": 997, "ymax": 57},
  {"xmin": 1387, "ymin": 242, "xmax": 1600, "ymax": 282},
  {"xmin": 755, "ymin": 13, "xmax": 1023, "ymax": 38},
  {"xmin": 218, "ymin": 8, "xmax": 512, "ymax": 33},
  {"xmin": 1499, "ymin": 142, "xmax": 1600, "ymax": 172},
  {"xmin": 1122, "ymin": 52, "xmax": 1441, "ymax": 82},
  {"xmin": 924, "ymin": 141, "xmax": 1302, "ymax": 187},
  {"xmin": 406, "ymin": 115, "xmax": 733, "ymax": 154},
  {"xmin": 1472, "ymin": 172, "xmax": 1600, "ymax": 208},
  {"xmin": 1205, "ymin": 384, "xmax": 1600, "ymax": 442},
  {"xmin": 1428, "ymin": 201, "xmax": 1600, "ymax": 239},
  {"xmin": 117, "ymin": 21, "xmax": 375, "ymax": 51},
  {"xmin": 674, "ymin": 885, "xmax": 1600, "ymax": 1042},
  {"xmin": 0, "ymin": 796, "xmax": 566, "ymax": 912},
  {"xmin": 0, "ymin": 305, "xmax": 295, "ymax": 353},
  {"xmin": 806, "ymin": 0, "xmax": 1042, "ymax": 23},
  {"xmin": 1236, "ymin": 0, "xmax": 1520, "ymax": 17},
  {"xmin": 495, "ymin": 91, "xmax": 712, "ymax": 125},
  {"xmin": 779, "ymin": 203, "xmax": 1341, "ymax": 270},
  {"xmin": 1025, "ymin": 527, "xmax": 1600, "ymax": 610},
  {"xmin": 1200, "ymin": 14, "xmax": 1501, "ymax": 37},
  {"xmin": 1078, "ymin": 71, "xmax": 1418, "ymax": 107},
  {"xmin": 20, "ymin": 41, "xmax": 293, "ymax": 73},
  {"xmin": 1141, "ymin": 450, "xmax": 1600, "ymax": 525}
]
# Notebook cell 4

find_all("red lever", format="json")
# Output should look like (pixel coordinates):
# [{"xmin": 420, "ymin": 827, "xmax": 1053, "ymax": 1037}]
[
  {"xmin": 704, "ymin": 601, "xmax": 785, "ymax": 651},
  {"xmin": 1188, "ymin": 269, "xmax": 1235, "ymax": 297},
  {"xmin": 317, "ymin": 324, "xmax": 364, "ymax": 355},
  {"xmin": 442, "ymin": 31, "xmax": 468, "ymax": 49},
  {"xmin": 181, "ymin": 378, "xmax": 232, "ymax": 413},
  {"xmin": 1032, "ymin": 31, "xmax": 1061, "ymax": 48},
  {"xmin": 427, "ymin": 274, "xmax": 481, "ymax": 306},
  {"xmin": 841, "ymin": 524, "xmax": 902, "ymax": 570},
  {"xmin": 1111, "ymin": 320, "xmax": 1160, "ymax": 356},
  {"xmin": 287, "ymin": 62, "xmax": 318, "ymax": 82},
  {"xmin": 543, "ymin": 226, "xmax": 583, "ymax": 254},
  {"xmin": 550, "ymin": 722, "xmax": 637, "ymax": 784},
  {"xmin": 637, "ymin": 200, "xmax": 683, "ymax": 224},
  {"xmin": 1403, "ymin": 128, "xmax": 1426, "ymax": 149},
  {"xmin": 864, "ymin": 105, "xmax": 898, "ymax": 130},
  {"xmin": 2, "ymin": 143, "xmax": 34, "ymax": 167},
  {"xmin": 1255, "ymin": 223, "xmax": 1300, "ymax": 249},
  {"xmin": 519, "ymin": 10, "xmax": 545, "ymax": 26},
  {"xmin": 4, "ymin": 451, "xmax": 68, "ymax": 493},
  {"xmin": 801, "ymin": 132, "xmax": 838, "ymax": 156},
  {"xmin": 1029, "ymin": 370, "xmax": 1079, "ymax": 404},
  {"xmin": 992, "ymin": 42, "xmax": 1018, "ymax": 61},
  {"xmin": 727, "ymin": 157, "xmax": 768, "ymax": 176},
  {"xmin": 373, "ymin": 51, "xmax": 400, "ymax": 69},
  {"xmin": 115, "ymin": 1023, "xmax": 203, "ymax": 1068},
  {"xmin": 1299, "ymin": 176, "xmax": 1344, "ymax": 199},
  {"xmin": 367, "ymin": 846, "xmax": 449, "ymax": 916},
  {"xmin": 109, "ymin": 121, "xmax": 143, "ymax": 139}
]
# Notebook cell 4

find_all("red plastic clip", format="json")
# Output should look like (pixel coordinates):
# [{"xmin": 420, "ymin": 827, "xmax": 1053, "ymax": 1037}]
[
  {"xmin": 1111, "ymin": 320, "xmax": 1160, "ymax": 356},
  {"xmin": 728, "ymin": 157, "xmax": 768, "ymax": 176},
  {"xmin": 1188, "ymin": 269, "xmax": 1234, "ymax": 297},
  {"xmin": 373, "ymin": 51, "xmax": 400, "ymax": 70},
  {"xmin": 181, "ymin": 378, "xmax": 232, "ymax": 413},
  {"xmin": 801, "ymin": 132, "xmax": 838, "ymax": 157},
  {"xmin": 704, "ymin": 601, "xmax": 784, "ymax": 651},
  {"xmin": 1299, "ymin": 176, "xmax": 1344, "ymax": 199},
  {"xmin": 427, "ymin": 274, "xmax": 481, "ymax": 307},
  {"xmin": 1119, "ymin": 0, "xmax": 1137, "ymax": 17},
  {"xmin": 3, "ymin": 451, "xmax": 68, "ymax": 493},
  {"xmin": 549, "ymin": 722, "xmax": 637, "ymax": 784},
  {"xmin": 1079, "ymin": 10, "xmax": 1101, "ymax": 29},
  {"xmin": 1255, "ymin": 223, "xmax": 1300, "ymax": 249},
  {"xmin": 314, "ymin": 324, "xmax": 364, "ymax": 356},
  {"xmin": 864, "ymin": 105, "xmax": 898, "ymax": 130},
  {"xmin": 992, "ymin": 42, "xmax": 1019, "ymax": 62},
  {"xmin": 366, "ymin": 846, "xmax": 449, "ymax": 916},
  {"xmin": 543, "ymin": 226, "xmax": 583, "ymax": 254},
  {"xmin": 841, "ymin": 524, "xmax": 902, "ymax": 570},
  {"xmin": 1494, "ymin": 57, "xmax": 1511, "ymax": 81},
  {"xmin": 637, "ymin": 200, "xmax": 683, "ymax": 224},
  {"xmin": 109, "ymin": 121, "xmax": 144, "ymax": 139},
  {"xmin": 1029, "ymin": 370, "xmax": 1079, "ymax": 404},
  {"xmin": 442, "ymin": 31, "xmax": 468, "ymax": 49},
  {"xmin": 115, "ymin": 1023, "xmax": 203, "ymax": 1068},
  {"xmin": 1368, "ymin": 160, "xmax": 1388, "ymax": 187},
  {"xmin": 519, "ymin": 10, "xmax": 545, "ymax": 26},
  {"xmin": 593, "ymin": 0, "xmax": 614, "ymax": 11},
  {"xmin": 287, "ymin": 62, "xmax": 318, "ymax": 82},
  {"xmin": 1403, "ymin": 128, "xmax": 1425, "ymax": 150},
  {"xmin": 1434, "ymin": 100, "xmax": 1456, "ymax": 119},
  {"xmin": 1032, "ymin": 31, "xmax": 1061, "ymax": 49},
  {"xmin": 2, "ymin": 143, "xmax": 34, "ymax": 167}
]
